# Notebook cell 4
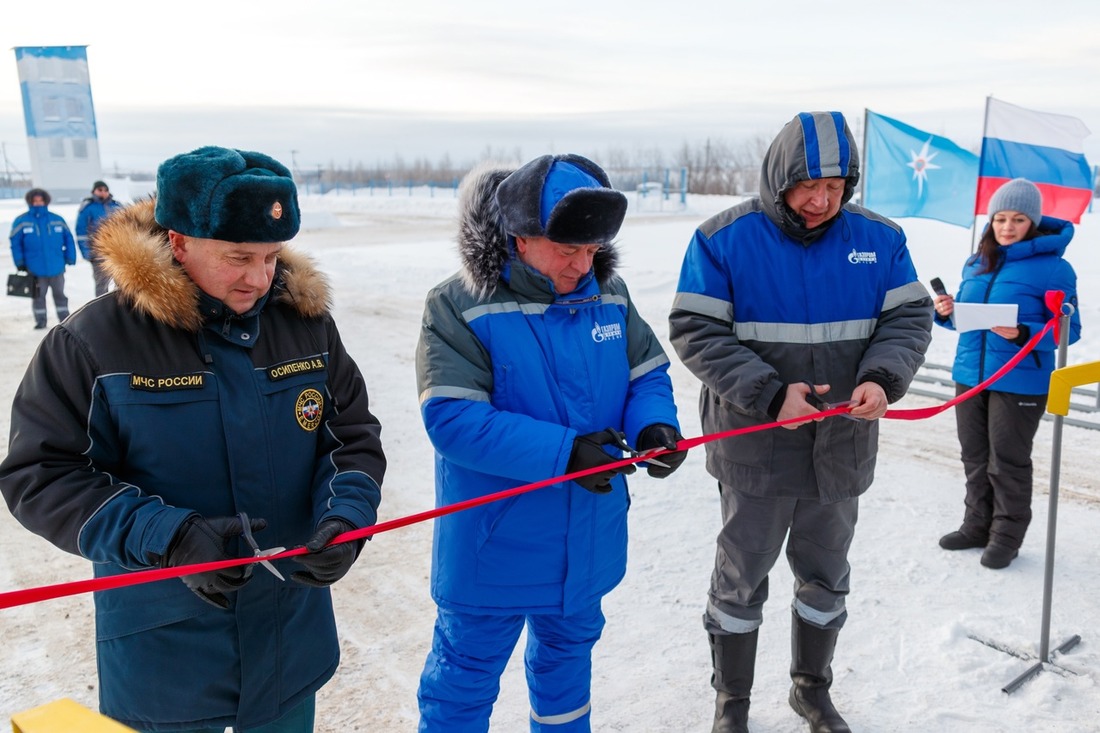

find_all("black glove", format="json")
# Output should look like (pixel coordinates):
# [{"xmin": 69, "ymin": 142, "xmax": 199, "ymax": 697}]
[
  {"xmin": 163, "ymin": 514, "xmax": 268, "ymax": 609},
  {"xmin": 567, "ymin": 428, "xmax": 637, "ymax": 494},
  {"xmin": 636, "ymin": 424, "xmax": 688, "ymax": 479},
  {"xmin": 291, "ymin": 519, "xmax": 363, "ymax": 587}
]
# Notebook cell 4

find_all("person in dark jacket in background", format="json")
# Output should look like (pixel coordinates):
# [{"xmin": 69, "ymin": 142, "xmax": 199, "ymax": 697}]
[
  {"xmin": 0, "ymin": 146, "xmax": 387, "ymax": 733},
  {"xmin": 933, "ymin": 177, "xmax": 1080, "ymax": 570},
  {"xmin": 9, "ymin": 187, "xmax": 76, "ymax": 329},
  {"xmin": 669, "ymin": 111, "xmax": 933, "ymax": 733},
  {"xmin": 415, "ymin": 154, "xmax": 686, "ymax": 732},
  {"xmin": 76, "ymin": 179, "xmax": 124, "ymax": 295}
]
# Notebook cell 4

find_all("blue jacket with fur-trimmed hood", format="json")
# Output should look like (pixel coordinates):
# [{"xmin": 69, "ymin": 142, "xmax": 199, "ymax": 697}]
[
  {"xmin": 935, "ymin": 216, "xmax": 1080, "ymax": 395},
  {"xmin": 669, "ymin": 111, "xmax": 933, "ymax": 502},
  {"xmin": 415, "ymin": 162, "xmax": 679, "ymax": 616},
  {"xmin": 0, "ymin": 199, "xmax": 386, "ymax": 731}
]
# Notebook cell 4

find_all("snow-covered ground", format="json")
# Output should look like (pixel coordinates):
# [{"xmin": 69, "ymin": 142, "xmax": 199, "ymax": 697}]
[{"xmin": 1, "ymin": 188, "xmax": 1099, "ymax": 732}]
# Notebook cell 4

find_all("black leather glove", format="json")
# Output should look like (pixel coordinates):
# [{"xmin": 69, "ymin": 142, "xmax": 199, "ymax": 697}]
[
  {"xmin": 163, "ymin": 514, "xmax": 268, "ymax": 609},
  {"xmin": 567, "ymin": 428, "xmax": 637, "ymax": 494},
  {"xmin": 636, "ymin": 424, "xmax": 688, "ymax": 479},
  {"xmin": 291, "ymin": 519, "xmax": 362, "ymax": 587}
]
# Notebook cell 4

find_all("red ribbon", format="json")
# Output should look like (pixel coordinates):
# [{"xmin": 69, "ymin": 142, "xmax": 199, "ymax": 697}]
[{"xmin": 0, "ymin": 304, "xmax": 1066, "ymax": 611}]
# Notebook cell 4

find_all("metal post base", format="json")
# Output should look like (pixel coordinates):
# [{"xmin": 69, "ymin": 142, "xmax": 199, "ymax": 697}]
[{"xmin": 1002, "ymin": 635, "xmax": 1082, "ymax": 694}]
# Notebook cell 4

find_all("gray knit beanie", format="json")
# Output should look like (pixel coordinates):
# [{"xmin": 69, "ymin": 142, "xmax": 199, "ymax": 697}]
[{"xmin": 988, "ymin": 178, "xmax": 1042, "ymax": 225}]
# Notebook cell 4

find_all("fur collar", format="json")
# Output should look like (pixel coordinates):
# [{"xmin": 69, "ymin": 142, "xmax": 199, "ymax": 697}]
[
  {"xmin": 457, "ymin": 162, "xmax": 620, "ymax": 300},
  {"xmin": 94, "ymin": 198, "xmax": 331, "ymax": 332}
]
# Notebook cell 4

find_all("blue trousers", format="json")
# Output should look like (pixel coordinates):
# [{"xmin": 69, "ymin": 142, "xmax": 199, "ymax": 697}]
[
  {"xmin": 418, "ymin": 605, "xmax": 605, "ymax": 732},
  {"xmin": 137, "ymin": 695, "xmax": 314, "ymax": 733}
]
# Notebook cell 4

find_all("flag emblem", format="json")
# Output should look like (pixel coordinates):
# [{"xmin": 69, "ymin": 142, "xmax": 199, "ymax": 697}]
[{"xmin": 863, "ymin": 110, "xmax": 979, "ymax": 227}]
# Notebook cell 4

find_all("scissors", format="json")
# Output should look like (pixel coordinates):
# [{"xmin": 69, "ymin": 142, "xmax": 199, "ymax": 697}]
[
  {"xmin": 238, "ymin": 512, "xmax": 286, "ymax": 581},
  {"xmin": 801, "ymin": 381, "xmax": 859, "ymax": 420},
  {"xmin": 607, "ymin": 429, "xmax": 671, "ymax": 469}
]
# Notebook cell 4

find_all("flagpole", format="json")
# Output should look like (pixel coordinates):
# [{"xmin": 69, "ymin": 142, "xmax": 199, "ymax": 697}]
[
  {"xmin": 860, "ymin": 108, "xmax": 869, "ymax": 206},
  {"xmin": 1091, "ymin": 165, "xmax": 1098, "ymax": 214},
  {"xmin": 972, "ymin": 96, "xmax": 993, "ymax": 254}
]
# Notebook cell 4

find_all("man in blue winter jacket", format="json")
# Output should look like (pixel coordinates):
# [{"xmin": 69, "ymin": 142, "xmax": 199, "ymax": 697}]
[
  {"xmin": 76, "ymin": 180, "xmax": 124, "ymax": 295},
  {"xmin": 415, "ymin": 154, "xmax": 688, "ymax": 732},
  {"xmin": 1, "ymin": 147, "xmax": 386, "ymax": 732},
  {"xmin": 9, "ymin": 187, "xmax": 76, "ymax": 329}
]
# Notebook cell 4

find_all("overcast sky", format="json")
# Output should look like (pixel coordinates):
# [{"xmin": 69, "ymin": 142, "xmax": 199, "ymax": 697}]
[{"xmin": 2, "ymin": 0, "xmax": 1098, "ymax": 174}]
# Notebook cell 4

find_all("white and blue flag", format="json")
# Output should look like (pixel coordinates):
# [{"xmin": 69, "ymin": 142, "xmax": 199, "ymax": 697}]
[{"xmin": 863, "ymin": 110, "xmax": 979, "ymax": 228}]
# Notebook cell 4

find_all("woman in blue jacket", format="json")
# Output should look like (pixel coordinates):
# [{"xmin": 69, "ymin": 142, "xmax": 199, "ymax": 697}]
[
  {"xmin": 8, "ymin": 187, "xmax": 75, "ymax": 329},
  {"xmin": 933, "ymin": 178, "xmax": 1080, "ymax": 569}
]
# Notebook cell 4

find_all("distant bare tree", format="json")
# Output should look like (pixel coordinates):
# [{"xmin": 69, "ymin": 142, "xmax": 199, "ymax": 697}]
[{"xmin": 285, "ymin": 135, "xmax": 770, "ymax": 196}]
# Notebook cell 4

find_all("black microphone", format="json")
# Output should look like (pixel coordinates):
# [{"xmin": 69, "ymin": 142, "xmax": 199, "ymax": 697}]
[{"xmin": 930, "ymin": 277, "xmax": 948, "ymax": 296}]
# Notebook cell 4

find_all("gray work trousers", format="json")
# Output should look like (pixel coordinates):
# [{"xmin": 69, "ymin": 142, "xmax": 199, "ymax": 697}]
[
  {"xmin": 31, "ymin": 273, "xmax": 69, "ymax": 327},
  {"xmin": 705, "ymin": 484, "xmax": 858, "ymax": 635}
]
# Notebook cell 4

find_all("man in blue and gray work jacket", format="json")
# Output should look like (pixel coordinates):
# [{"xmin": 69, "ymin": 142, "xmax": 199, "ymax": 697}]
[{"xmin": 670, "ymin": 111, "xmax": 933, "ymax": 733}]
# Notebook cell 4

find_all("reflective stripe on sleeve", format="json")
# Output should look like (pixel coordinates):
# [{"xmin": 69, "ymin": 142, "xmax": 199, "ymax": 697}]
[
  {"xmin": 629, "ymin": 353, "xmax": 670, "ymax": 381},
  {"xmin": 882, "ymin": 281, "xmax": 930, "ymax": 312},
  {"xmin": 418, "ymin": 385, "xmax": 490, "ymax": 405},
  {"xmin": 671, "ymin": 291, "xmax": 733, "ymax": 323}
]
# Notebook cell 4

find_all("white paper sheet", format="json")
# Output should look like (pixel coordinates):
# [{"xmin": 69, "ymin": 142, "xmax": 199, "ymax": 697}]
[{"xmin": 953, "ymin": 303, "xmax": 1019, "ymax": 333}]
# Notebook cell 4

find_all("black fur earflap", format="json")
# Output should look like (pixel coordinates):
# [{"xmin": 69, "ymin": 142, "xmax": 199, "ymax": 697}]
[
  {"xmin": 495, "ymin": 154, "xmax": 627, "ymax": 245},
  {"xmin": 457, "ymin": 161, "xmax": 620, "ymax": 299}
]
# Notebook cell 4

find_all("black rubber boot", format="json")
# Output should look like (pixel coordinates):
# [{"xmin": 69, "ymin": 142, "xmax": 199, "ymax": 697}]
[
  {"xmin": 789, "ymin": 614, "xmax": 851, "ymax": 733},
  {"xmin": 709, "ymin": 630, "xmax": 757, "ymax": 733},
  {"xmin": 939, "ymin": 529, "xmax": 988, "ymax": 550}
]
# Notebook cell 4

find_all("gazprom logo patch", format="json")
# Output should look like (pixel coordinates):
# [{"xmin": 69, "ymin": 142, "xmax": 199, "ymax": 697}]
[
  {"xmin": 592, "ymin": 320, "xmax": 623, "ymax": 343},
  {"xmin": 847, "ymin": 249, "xmax": 878, "ymax": 265}
]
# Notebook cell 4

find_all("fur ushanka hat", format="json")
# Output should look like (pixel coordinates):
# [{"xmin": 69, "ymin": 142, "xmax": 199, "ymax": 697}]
[
  {"xmin": 24, "ymin": 188, "xmax": 50, "ymax": 206},
  {"xmin": 154, "ymin": 146, "xmax": 300, "ymax": 243},
  {"xmin": 495, "ymin": 154, "xmax": 627, "ymax": 245}
]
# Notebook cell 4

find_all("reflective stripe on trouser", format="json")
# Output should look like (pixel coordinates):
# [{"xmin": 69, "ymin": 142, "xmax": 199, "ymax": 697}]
[
  {"xmin": 418, "ymin": 605, "xmax": 604, "ymax": 733},
  {"xmin": 526, "ymin": 607, "xmax": 603, "ymax": 732},
  {"xmin": 31, "ymin": 274, "xmax": 68, "ymax": 325},
  {"xmin": 705, "ymin": 484, "xmax": 858, "ymax": 635}
]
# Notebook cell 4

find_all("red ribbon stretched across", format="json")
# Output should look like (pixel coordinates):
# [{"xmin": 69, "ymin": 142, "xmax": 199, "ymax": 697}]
[{"xmin": 0, "ymin": 305, "xmax": 1066, "ymax": 611}]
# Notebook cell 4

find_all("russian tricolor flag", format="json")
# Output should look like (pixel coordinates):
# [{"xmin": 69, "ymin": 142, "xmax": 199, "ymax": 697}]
[{"xmin": 976, "ymin": 97, "xmax": 1093, "ymax": 223}]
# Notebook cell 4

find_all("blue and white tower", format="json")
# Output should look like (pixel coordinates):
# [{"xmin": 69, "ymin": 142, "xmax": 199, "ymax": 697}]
[{"xmin": 13, "ymin": 45, "xmax": 103, "ymax": 202}]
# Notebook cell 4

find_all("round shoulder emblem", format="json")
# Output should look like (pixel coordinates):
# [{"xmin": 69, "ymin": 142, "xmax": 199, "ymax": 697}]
[{"xmin": 295, "ymin": 388, "xmax": 324, "ymax": 431}]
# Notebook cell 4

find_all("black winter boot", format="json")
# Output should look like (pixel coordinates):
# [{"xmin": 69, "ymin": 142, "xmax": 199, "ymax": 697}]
[
  {"xmin": 709, "ymin": 630, "xmax": 758, "ymax": 733},
  {"xmin": 789, "ymin": 614, "xmax": 851, "ymax": 733}
]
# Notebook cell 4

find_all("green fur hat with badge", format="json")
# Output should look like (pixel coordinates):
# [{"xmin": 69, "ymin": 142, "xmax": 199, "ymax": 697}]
[{"xmin": 154, "ymin": 146, "xmax": 300, "ymax": 243}]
